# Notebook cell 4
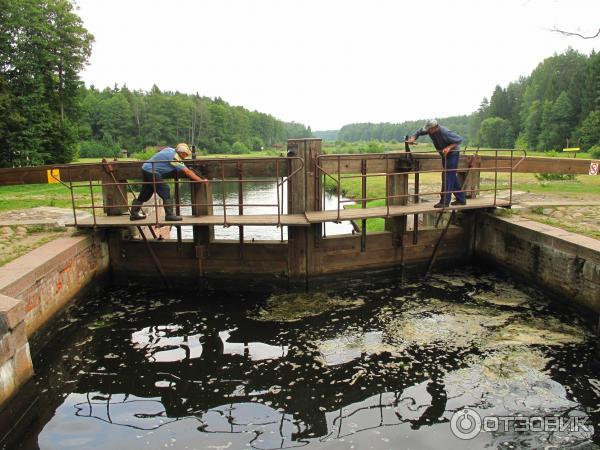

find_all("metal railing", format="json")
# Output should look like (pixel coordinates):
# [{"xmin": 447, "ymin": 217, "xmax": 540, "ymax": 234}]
[
  {"xmin": 313, "ymin": 149, "xmax": 527, "ymax": 223},
  {"xmin": 49, "ymin": 156, "xmax": 304, "ymax": 229}
]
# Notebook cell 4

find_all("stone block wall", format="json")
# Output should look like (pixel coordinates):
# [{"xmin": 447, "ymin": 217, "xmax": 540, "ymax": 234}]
[
  {"xmin": 0, "ymin": 233, "xmax": 109, "ymax": 408},
  {"xmin": 0, "ymin": 294, "xmax": 33, "ymax": 406},
  {"xmin": 0, "ymin": 234, "xmax": 109, "ymax": 338},
  {"xmin": 474, "ymin": 214, "xmax": 600, "ymax": 315}
]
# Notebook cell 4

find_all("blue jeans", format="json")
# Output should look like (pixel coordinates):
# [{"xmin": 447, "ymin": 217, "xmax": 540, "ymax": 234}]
[
  {"xmin": 441, "ymin": 151, "xmax": 465, "ymax": 205},
  {"xmin": 137, "ymin": 170, "xmax": 171, "ymax": 203}
]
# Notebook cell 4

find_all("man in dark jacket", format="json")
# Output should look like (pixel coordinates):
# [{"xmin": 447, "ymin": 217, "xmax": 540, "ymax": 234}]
[{"xmin": 406, "ymin": 119, "xmax": 466, "ymax": 208}]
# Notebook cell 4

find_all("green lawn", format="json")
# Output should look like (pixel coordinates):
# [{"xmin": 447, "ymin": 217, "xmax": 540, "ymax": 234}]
[{"xmin": 0, "ymin": 183, "xmax": 104, "ymax": 213}]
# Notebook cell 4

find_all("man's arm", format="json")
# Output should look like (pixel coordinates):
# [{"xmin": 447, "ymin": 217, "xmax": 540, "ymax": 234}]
[
  {"xmin": 442, "ymin": 143, "xmax": 458, "ymax": 155},
  {"xmin": 182, "ymin": 166, "xmax": 208, "ymax": 183},
  {"xmin": 406, "ymin": 129, "xmax": 427, "ymax": 144}
]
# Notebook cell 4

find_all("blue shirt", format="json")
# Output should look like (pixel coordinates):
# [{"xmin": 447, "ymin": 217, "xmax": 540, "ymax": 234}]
[
  {"xmin": 142, "ymin": 148, "xmax": 186, "ymax": 176},
  {"xmin": 412, "ymin": 125, "xmax": 464, "ymax": 153}
]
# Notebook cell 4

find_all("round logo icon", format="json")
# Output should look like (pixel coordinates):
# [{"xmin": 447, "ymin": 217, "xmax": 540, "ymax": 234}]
[{"xmin": 450, "ymin": 408, "xmax": 482, "ymax": 440}]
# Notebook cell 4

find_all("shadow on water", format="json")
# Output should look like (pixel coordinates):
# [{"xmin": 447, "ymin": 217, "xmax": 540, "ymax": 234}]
[{"xmin": 2, "ymin": 268, "xmax": 600, "ymax": 449}]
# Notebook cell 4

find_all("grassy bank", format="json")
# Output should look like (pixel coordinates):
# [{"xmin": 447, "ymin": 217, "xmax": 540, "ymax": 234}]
[{"xmin": 0, "ymin": 184, "xmax": 81, "ymax": 212}]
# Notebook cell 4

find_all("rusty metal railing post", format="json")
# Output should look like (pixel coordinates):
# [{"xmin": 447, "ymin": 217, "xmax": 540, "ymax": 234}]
[
  {"xmin": 152, "ymin": 163, "xmax": 159, "ymax": 226},
  {"xmin": 276, "ymin": 158, "xmax": 281, "ymax": 228},
  {"xmin": 385, "ymin": 155, "xmax": 390, "ymax": 217},
  {"xmin": 237, "ymin": 161, "xmax": 244, "ymax": 258},
  {"xmin": 221, "ymin": 160, "xmax": 227, "ymax": 227},
  {"xmin": 174, "ymin": 170, "xmax": 182, "ymax": 243},
  {"xmin": 494, "ymin": 149, "xmax": 498, "ymax": 206},
  {"xmin": 413, "ymin": 160, "xmax": 420, "ymax": 245},
  {"xmin": 88, "ymin": 168, "xmax": 97, "ymax": 226},
  {"xmin": 509, "ymin": 148, "xmax": 514, "ymax": 205},
  {"xmin": 361, "ymin": 158, "xmax": 367, "ymax": 252},
  {"xmin": 67, "ymin": 165, "xmax": 77, "ymax": 226},
  {"xmin": 337, "ymin": 156, "xmax": 341, "ymax": 223}
]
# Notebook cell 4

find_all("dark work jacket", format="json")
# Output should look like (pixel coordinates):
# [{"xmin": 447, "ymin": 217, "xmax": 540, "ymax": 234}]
[{"xmin": 412, "ymin": 125, "xmax": 464, "ymax": 154}]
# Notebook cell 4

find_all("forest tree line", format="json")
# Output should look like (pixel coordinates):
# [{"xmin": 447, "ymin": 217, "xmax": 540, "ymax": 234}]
[
  {"xmin": 77, "ymin": 85, "xmax": 312, "ymax": 158},
  {"xmin": 331, "ymin": 49, "xmax": 600, "ymax": 154},
  {"xmin": 0, "ymin": 0, "xmax": 311, "ymax": 168}
]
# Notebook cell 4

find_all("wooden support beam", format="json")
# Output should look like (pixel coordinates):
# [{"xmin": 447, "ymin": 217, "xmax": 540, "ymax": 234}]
[
  {"xmin": 385, "ymin": 159, "xmax": 410, "ymax": 248},
  {"xmin": 286, "ymin": 138, "xmax": 322, "ymax": 286}
]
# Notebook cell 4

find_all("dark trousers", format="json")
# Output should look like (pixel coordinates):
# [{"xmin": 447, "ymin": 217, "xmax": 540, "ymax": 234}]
[
  {"xmin": 441, "ymin": 151, "xmax": 465, "ymax": 205},
  {"xmin": 137, "ymin": 170, "xmax": 171, "ymax": 204}
]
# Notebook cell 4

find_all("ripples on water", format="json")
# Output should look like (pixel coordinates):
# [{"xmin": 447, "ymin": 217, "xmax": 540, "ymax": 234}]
[{"xmin": 4, "ymin": 269, "xmax": 600, "ymax": 449}]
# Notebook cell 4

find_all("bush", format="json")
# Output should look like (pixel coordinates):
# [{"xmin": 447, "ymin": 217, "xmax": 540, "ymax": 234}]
[
  {"xmin": 534, "ymin": 172, "xmax": 576, "ymax": 182},
  {"xmin": 132, "ymin": 146, "xmax": 158, "ymax": 161},
  {"xmin": 78, "ymin": 140, "xmax": 120, "ymax": 158},
  {"xmin": 231, "ymin": 141, "xmax": 249, "ymax": 154},
  {"xmin": 357, "ymin": 141, "xmax": 384, "ymax": 153},
  {"xmin": 249, "ymin": 137, "xmax": 264, "ymax": 151},
  {"xmin": 590, "ymin": 145, "xmax": 600, "ymax": 159}
]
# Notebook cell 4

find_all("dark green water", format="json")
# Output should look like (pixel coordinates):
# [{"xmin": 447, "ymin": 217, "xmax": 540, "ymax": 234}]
[{"xmin": 2, "ymin": 269, "xmax": 599, "ymax": 449}]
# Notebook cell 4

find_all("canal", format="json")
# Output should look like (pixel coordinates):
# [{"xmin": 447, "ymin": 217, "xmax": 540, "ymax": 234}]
[{"xmin": 2, "ymin": 268, "xmax": 599, "ymax": 449}]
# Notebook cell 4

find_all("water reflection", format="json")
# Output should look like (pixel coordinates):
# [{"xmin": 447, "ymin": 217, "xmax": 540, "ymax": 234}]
[
  {"xmin": 5, "ymin": 270, "xmax": 599, "ymax": 449},
  {"xmin": 171, "ymin": 180, "xmax": 354, "ymax": 241}
]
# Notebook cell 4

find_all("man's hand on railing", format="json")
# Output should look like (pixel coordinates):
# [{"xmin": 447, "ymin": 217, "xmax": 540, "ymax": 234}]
[{"xmin": 442, "ymin": 144, "xmax": 457, "ymax": 156}]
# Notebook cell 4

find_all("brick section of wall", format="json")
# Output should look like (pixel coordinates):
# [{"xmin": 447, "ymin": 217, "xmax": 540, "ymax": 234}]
[
  {"xmin": 0, "ymin": 233, "xmax": 109, "ymax": 409},
  {"xmin": 475, "ymin": 214, "xmax": 600, "ymax": 314},
  {"xmin": 0, "ymin": 234, "xmax": 110, "ymax": 338},
  {"xmin": 0, "ymin": 294, "xmax": 33, "ymax": 406}
]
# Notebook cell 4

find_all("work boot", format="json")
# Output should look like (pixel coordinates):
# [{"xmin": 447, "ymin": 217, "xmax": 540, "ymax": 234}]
[
  {"xmin": 434, "ymin": 202, "xmax": 449, "ymax": 209},
  {"xmin": 129, "ymin": 199, "xmax": 146, "ymax": 221},
  {"xmin": 451, "ymin": 200, "xmax": 467, "ymax": 206},
  {"xmin": 164, "ymin": 202, "xmax": 182, "ymax": 221}
]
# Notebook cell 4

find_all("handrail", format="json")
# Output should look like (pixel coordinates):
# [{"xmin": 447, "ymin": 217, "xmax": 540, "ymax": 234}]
[
  {"xmin": 313, "ymin": 149, "xmax": 526, "ymax": 222},
  {"xmin": 50, "ymin": 156, "xmax": 304, "ymax": 229}
]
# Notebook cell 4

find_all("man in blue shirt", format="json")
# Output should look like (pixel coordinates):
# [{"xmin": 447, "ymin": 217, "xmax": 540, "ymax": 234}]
[
  {"xmin": 130, "ymin": 143, "xmax": 207, "ymax": 221},
  {"xmin": 406, "ymin": 119, "xmax": 466, "ymax": 208}
]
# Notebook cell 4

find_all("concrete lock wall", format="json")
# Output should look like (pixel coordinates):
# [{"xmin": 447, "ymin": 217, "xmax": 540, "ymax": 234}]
[
  {"xmin": 0, "ymin": 233, "xmax": 109, "ymax": 407},
  {"xmin": 0, "ymin": 294, "xmax": 32, "ymax": 407},
  {"xmin": 474, "ymin": 213, "xmax": 600, "ymax": 315}
]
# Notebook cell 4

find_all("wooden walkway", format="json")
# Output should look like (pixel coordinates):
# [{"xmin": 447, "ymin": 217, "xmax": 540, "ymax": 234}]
[
  {"xmin": 305, "ymin": 198, "xmax": 510, "ymax": 223},
  {"xmin": 69, "ymin": 198, "xmax": 508, "ymax": 228},
  {"xmin": 69, "ymin": 213, "xmax": 310, "ymax": 227}
]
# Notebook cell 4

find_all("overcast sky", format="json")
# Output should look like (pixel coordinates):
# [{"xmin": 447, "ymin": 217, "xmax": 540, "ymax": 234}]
[{"xmin": 75, "ymin": 0, "xmax": 599, "ymax": 130}]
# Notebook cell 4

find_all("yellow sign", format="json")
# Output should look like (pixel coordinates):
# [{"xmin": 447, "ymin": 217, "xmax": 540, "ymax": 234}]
[
  {"xmin": 562, "ymin": 147, "xmax": 580, "ymax": 152},
  {"xmin": 46, "ymin": 168, "xmax": 61, "ymax": 183}
]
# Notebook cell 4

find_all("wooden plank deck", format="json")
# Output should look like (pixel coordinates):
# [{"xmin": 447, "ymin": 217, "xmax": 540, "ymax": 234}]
[
  {"xmin": 68, "ymin": 198, "xmax": 510, "ymax": 228},
  {"xmin": 68, "ymin": 213, "xmax": 310, "ymax": 227},
  {"xmin": 305, "ymin": 198, "xmax": 510, "ymax": 223}
]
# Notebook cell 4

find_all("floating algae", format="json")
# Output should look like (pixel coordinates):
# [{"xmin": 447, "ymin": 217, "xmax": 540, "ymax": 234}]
[
  {"xmin": 469, "ymin": 282, "xmax": 534, "ymax": 308},
  {"xmin": 486, "ymin": 316, "xmax": 588, "ymax": 347},
  {"xmin": 444, "ymin": 348, "xmax": 584, "ymax": 420},
  {"xmin": 383, "ymin": 299, "xmax": 516, "ymax": 349},
  {"xmin": 430, "ymin": 273, "xmax": 482, "ymax": 288},
  {"xmin": 251, "ymin": 292, "xmax": 364, "ymax": 322},
  {"xmin": 315, "ymin": 331, "xmax": 399, "ymax": 365}
]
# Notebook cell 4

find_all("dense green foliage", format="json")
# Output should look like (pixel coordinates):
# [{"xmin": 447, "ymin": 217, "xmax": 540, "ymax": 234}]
[
  {"xmin": 471, "ymin": 49, "xmax": 599, "ymax": 151},
  {"xmin": 78, "ymin": 85, "xmax": 312, "ymax": 156},
  {"xmin": 0, "ymin": 0, "xmax": 310, "ymax": 167},
  {"xmin": 336, "ymin": 116, "xmax": 471, "ymax": 145},
  {"xmin": 0, "ymin": 0, "xmax": 93, "ymax": 167},
  {"xmin": 326, "ymin": 49, "xmax": 600, "ymax": 153}
]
